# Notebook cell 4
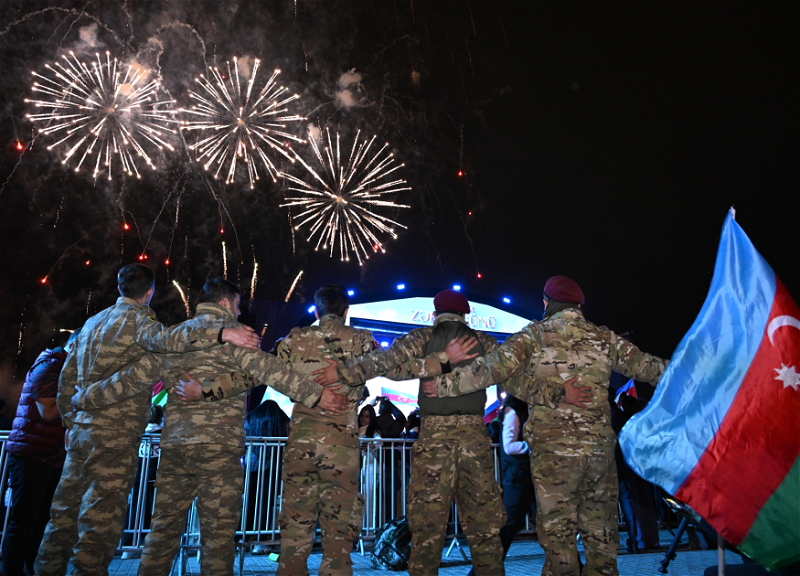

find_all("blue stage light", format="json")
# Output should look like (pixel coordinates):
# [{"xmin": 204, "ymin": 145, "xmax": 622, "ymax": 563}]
[
  {"xmin": 397, "ymin": 283, "xmax": 405, "ymax": 290},
  {"xmin": 381, "ymin": 341, "xmax": 390, "ymax": 348},
  {"xmin": 308, "ymin": 305, "xmax": 316, "ymax": 313},
  {"xmin": 347, "ymin": 290, "xmax": 355, "ymax": 296},
  {"xmin": 453, "ymin": 284, "xmax": 461, "ymax": 291},
  {"xmin": 502, "ymin": 297, "xmax": 511, "ymax": 304}
]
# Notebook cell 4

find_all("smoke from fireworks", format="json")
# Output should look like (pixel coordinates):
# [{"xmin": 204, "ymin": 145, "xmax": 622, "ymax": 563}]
[
  {"xmin": 281, "ymin": 128, "xmax": 410, "ymax": 265},
  {"xmin": 25, "ymin": 51, "xmax": 178, "ymax": 180},
  {"xmin": 179, "ymin": 57, "xmax": 306, "ymax": 190}
]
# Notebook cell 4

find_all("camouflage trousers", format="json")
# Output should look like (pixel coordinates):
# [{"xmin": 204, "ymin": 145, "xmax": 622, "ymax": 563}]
[
  {"xmin": 138, "ymin": 444, "xmax": 243, "ymax": 576},
  {"xmin": 531, "ymin": 441, "xmax": 619, "ymax": 576},
  {"xmin": 34, "ymin": 423, "xmax": 140, "ymax": 576},
  {"xmin": 276, "ymin": 433, "xmax": 363, "ymax": 576},
  {"xmin": 407, "ymin": 415, "xmax": 506, "ymax": 576}
]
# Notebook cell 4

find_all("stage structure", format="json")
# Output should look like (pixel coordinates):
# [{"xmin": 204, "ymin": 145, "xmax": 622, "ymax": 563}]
[{"xmin": 261, "ymin": 295, "xmax": 533, "ymax": 423}]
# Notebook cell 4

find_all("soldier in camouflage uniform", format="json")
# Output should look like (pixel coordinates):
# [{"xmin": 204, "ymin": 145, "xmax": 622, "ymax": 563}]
[
  {"xmin": 272, "ymin": 285, "xmax": 376, "ymax": 576},
  {"xmin": 73, "ymin": 278, "xmax": 350, "ymax": 576},
  {"xmin": 219, "ymin": 285, "xmax": 471, "ymax": 575},
  {"xmin": 425, "ymin": 276, "xmax": 668, "ymax": 576},
  {"xmin": 204, "ymin": 285, "xmax": 478, "ymax": 576},
  {"xmin": 35, "ymin": 264, "xmax": 259, "ymax": 576},
  {"xmin": 313, "ymin": 290, "xmax": 522, "ymax": 576}
]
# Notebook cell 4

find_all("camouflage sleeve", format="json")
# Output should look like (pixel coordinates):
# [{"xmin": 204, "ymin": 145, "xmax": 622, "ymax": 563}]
[
  {"xmin": 230, "ymin": 347, "xmax": 324, "ymax": 408},
  {"xmin": 435, "ymin": 324, "xmax": 542, "ymax": 398},
  {"xmin": 200, "ymin": 370, "xmax": 259, "ymax": 402},
  {"xmin": 608, "ymin": 331, "xmax": 668, "ymax": 385},
  {"xmin": 133, "ymin": 309, "xmax": 223, "ymax": 354},
  {"xmin": 338, "ymin": 328, "xmax": 440, "ymax": 385},
  {"xmin": 56, "ymin": 352, "xmax": 78, "ymax": 428},
  {"xmin": 72, "ymin": 353, "xmax": 167, "ymax": 411},
  {"xmin": 477, "ymin": 332, "xmax": 498, "ymax": 353},
  {"xmin": 276, "ymin": 333, "xmax": 294, "ymax": 366}
]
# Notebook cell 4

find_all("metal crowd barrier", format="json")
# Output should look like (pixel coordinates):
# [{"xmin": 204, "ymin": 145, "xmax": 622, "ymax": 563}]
[{"xmin": 0, "ymin": 433, "xmax": 534, "ymax": 573}]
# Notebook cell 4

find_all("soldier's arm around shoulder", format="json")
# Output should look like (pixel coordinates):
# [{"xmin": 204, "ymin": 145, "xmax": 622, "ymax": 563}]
[
  {"xmin": 338, "ymin": 327, "xmax": 433, "ymax": 385},
  {"xmin": 607, "ymin": 329, "xmax": 669, "ymax": 385},
  {"xmin": 232, "ymin": 346, "xmax": 324, "ymax": 408},
  {"xmin": 435, "ymin": 322, "xmax": 542, "ymax": 398},
  {"xmin": 72, "ymin": 353, "xmax": 167, "ymax": 411},
  {"xmin": 133, "ymin": 309, "xmax": 222, "ymax": 354},
  {"xmin": 56, "ymin": 352, "xmax": 79, "ymax": 428},
  {"xmin": 382, "ymin": 328, "xmax": 454, "ymax": 382}
]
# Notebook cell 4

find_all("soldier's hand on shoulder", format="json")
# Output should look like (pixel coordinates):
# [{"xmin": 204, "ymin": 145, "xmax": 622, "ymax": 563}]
[
  {"xmin": 445, "ymin": 335, "xmax": 479, "ymax": 364},
  {"xmin": 222, "ymin": 326, "xmax": 260, "ymax": 350}
]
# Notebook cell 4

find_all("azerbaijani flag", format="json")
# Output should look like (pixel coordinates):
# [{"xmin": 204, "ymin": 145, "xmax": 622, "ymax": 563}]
[{"xmin": 619, "ymin": 211, "xmax": 800, "ymax": 570}]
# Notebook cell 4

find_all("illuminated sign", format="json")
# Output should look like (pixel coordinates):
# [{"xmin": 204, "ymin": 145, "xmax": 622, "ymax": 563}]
[{"xmin": 347, "ymin": 297, "xmax": 531, "ymax": 335}]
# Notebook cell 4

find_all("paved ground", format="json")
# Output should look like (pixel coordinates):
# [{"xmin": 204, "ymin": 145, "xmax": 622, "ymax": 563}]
[{"xmin": 109, "ymin": 529, "xmax": 743, "ymax": 575}]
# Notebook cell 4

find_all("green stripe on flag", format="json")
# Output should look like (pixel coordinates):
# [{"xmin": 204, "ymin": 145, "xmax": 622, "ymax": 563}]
[
  {"xmin": 152, "ymin": 389, "xmax": 168, "ymax": 407},
  {"xmin": 739, "ymin": 456, "xmax": 800, "ymax": 570}
]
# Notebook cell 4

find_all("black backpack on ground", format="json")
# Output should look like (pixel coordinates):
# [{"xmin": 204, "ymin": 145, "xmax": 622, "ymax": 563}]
[{"xmin": 370, "ymin": 516, "xmax": 412, "ymax": 570}]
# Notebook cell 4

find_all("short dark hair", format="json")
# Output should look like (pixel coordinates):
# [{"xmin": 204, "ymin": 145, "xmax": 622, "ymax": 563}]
[
  {"xmin": 314, "ymin": 285, "xmax": 350, "ymax": 317},
  {"xmin": 197, "ymin": 277, "xmax": 240, "ymax": 305},
  {"xmin": 118, "ymin": 264, "xmax": 155, "ymax": 299}
]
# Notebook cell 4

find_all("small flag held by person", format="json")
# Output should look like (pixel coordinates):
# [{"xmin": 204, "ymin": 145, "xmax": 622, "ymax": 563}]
[{"xmin": 619, "ymin": 210, "xmax": 800, "ymax": 570}]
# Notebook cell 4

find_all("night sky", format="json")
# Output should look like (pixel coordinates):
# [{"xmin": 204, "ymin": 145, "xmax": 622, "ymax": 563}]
[{"xmin": 0, "ymin": 1, "xmax": 797, "ymax": 391}]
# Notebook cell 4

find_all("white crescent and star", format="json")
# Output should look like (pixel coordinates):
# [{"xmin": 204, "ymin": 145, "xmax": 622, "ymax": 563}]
[{"xmin": 767, "ymin": 315, "xmax": 800, "ymax": 391}]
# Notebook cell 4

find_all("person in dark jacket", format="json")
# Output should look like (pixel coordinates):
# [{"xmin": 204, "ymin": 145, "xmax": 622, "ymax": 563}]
[{"xmin": 3, "ymin": 328, "xmax": 81, "ymax": 576}]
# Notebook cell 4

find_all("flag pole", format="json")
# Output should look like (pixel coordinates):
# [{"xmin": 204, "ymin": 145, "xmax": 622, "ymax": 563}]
[{"xmin": 718, "ymin": 533, "xmax": 726, "ymax": 576}]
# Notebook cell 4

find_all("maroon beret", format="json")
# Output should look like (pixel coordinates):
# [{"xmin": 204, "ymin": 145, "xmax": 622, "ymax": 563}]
[
  {"xmin": 433, "ymin": 289, "xmax": 471, "ymax": 315},
  {"xmin": 543, "ymin": 276, "xmax": 585, "ymax": 304}
]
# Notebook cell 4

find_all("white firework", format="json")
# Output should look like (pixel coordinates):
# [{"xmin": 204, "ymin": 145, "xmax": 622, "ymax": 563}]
[
  {"xmin": 25, "ymin": 50, "xmax": 178, "ymax": 180},
  {"xmin": 179, "ymin": 56, "xmax": 306, "ymax": 189},
  {"xmin": 281, "ymin": 128, "xmax": 411, "ymax": 265}
]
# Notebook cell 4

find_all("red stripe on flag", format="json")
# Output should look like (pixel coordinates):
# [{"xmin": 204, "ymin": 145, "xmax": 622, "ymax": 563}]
[{"xmin": 676, "ymin": 279, "xmax": 800, "ymax": 545}]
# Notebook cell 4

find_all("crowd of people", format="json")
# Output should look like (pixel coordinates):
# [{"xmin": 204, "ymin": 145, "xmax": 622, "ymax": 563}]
[{"xmin": 3, "ymin": 263, "xmax": 676, "ymax": 576}]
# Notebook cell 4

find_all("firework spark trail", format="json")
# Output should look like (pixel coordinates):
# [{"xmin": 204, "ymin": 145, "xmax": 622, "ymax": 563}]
[
  {"xmin": 179, "ymin": 57, "xmax": 307, "ymax": 190},
  {"xmin": 222, "ymin": 241, "xmax": 227, "ymax": 279},
  {"xmin": 25, "ymin": 50, "xmax": 179, "ymax": 180},
  {"xmin": 281, "ymin": 128, "xmax": 411, "ymax": 265},
  {"xmin": 250, "ymin": 260, "xmax": 258, "ymax": 299},
  {"xmin": 172, "ymin": 280, "xmax": 191, "ymax": 317},
  {"xmin": 284, "ymin": 270, "xmax": 303, "ymax": 302}
]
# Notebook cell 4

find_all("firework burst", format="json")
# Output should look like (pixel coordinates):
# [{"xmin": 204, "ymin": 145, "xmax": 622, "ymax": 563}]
[
  {"xmin": 179, "ymin": 57, "xmax": 306, "ymax": 189},
  {"xmin": 25, "ymin": 51, "xmax": 178, "ymax": 180},
  {"xmin": 281, "ymin": 128, "xmax": 411, "ymax": 265}
]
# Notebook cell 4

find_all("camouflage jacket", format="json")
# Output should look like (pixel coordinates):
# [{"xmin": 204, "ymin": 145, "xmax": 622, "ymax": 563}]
[
  {"xmin": 73, "ymin": 303, "xmax": 327, "ymax": 450},
  {"xmin": 276, "ymin": 314, "xmax": 377, "ymax": 442},
  {"xmin": 57, "ymin": 296, "xmax": 224, "ymax": 433},
  {"xmin": 336, "ymin": 325, "xmax": 452, "ymax": 386},
  {"xmin": 434, "ymin": 308, "xmax": 668, "ymax": 455}
]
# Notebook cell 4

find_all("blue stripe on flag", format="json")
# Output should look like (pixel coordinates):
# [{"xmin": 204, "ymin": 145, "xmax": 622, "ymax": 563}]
[{"xmin": 619, "ymin": 211, "xmax": 776, "ymax": 493}]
